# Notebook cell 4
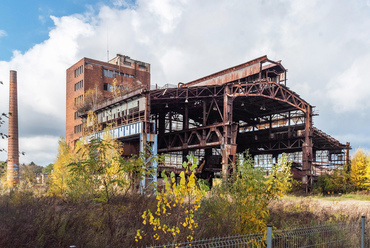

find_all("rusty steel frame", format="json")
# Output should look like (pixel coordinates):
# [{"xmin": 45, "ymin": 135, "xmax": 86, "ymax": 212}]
[
  {"xmin": 149, "ymin": 56, "xmax": 349, "ymax": 190},
  {"xmin": 80, "ymin": 55, "xmax": 350, "ymax": 191},
  {"xmin": 151, "ymin": 81, "xmax": 314, "ymax": 178}
]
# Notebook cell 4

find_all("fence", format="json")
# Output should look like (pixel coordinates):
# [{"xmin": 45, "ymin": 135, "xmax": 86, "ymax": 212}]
[{"xmin": 145, "ymin": 216, "xmax": 369, "ymax": 248}]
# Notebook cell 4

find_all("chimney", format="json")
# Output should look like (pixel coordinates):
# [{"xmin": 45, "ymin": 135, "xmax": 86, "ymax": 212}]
[{"xmin": 7, "ymin": 70, "xmax": 19, "ymax": 186}]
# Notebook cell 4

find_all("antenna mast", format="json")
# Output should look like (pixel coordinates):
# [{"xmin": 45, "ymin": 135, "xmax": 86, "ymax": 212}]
[{"xmin": 107, "ymin": 32, "xmax": 109, "ymax": 61}]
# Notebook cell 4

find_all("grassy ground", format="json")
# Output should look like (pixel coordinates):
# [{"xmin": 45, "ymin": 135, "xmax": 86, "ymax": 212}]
[
  {"xmin": 312, "ymin": 192, "xmax": 370, "ymax": 201},
  {"xmin": 269, "ymin": 193, "xmax": 370, "ymax": 230},
  {"xmin": 1, "ymin": 189, "xmax": 369, "ymax": 247}
]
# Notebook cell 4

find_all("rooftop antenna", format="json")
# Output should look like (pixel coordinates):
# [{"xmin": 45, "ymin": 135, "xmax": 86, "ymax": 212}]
[{"xmin": 107, "ymin": 31, "xmax": 109, "ymax": 61}]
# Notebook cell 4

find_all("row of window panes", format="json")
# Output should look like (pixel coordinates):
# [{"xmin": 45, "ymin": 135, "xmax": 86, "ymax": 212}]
[
  {"xmin": 74, "ymin": 95, "xmax": 83, "ymax": 106},
  {"xmin": 75, "ymin": 65, "xmax": 83, "ymax": 77},
  {"xmin": 103, "ymin": 83, "xmax": 127, "ymax": 92},
  {"xmin": 74, "ymin": 124, "xmax": 83, "ymax": 134},
  {"xmin": 74, "ymin": 80, "xmax": 83, "ymax": 91},
  {"xmin": 103, "ymin": 69, "xmax": 134, "ymax": 78}
]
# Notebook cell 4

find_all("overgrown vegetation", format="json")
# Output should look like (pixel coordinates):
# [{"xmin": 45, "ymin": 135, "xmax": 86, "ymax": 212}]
[
  {"xmin": 269, "ymin": 195, "xmax": 370, "ymax": 230},
  {"xmin": 314, "ymin": 148, "xmax": 370, "ymax": 194},
  {"xmin": 1, "ymin": 128, "xmax": 370, "ymax": 247},
  {"xmin": 136, "ymin": 156, "xmax": 205, "ymax": 245},
  {"xmin": 48, "ymin": 135, "xmax": 153, "ymax": 202},
  {"xmin": 199, "ymin": 153, "xmax": 292, "ymax": 237}
]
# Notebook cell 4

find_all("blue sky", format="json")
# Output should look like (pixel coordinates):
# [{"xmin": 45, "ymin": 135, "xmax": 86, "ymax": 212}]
[
  {"xmin": 0, "ymin": 0, "xmax": 126, "ymax": 60},
  {"xmin": 1, "ymin": 0, "xmax": 370, "ymax": 166}
]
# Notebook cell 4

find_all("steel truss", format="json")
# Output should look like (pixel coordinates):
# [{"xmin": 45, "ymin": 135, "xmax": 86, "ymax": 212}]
[
  {"xmin": 149, "ymin": 56, "xmax": 350, "ymax": 190},
  {"xmin": 83, "ymin": 56, "xmax": 350, "ymax": 191}
]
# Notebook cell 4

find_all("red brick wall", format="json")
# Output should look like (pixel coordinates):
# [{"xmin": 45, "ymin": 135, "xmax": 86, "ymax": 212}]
[
  {"xmin": 66, "ymin": 57, "xmax": 151, "ymax": 146},
  {"xmin": 66, "ymin": 59, "xmax": 84, "ymax": 146}
]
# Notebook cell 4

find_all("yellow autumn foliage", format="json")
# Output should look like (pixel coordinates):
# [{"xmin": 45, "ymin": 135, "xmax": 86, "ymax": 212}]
[
  {"xmin": 47, "ymin": 138, "xmax": 74, "ymax": 198},
  {"xmin": 137, "ymin": 155, "xmax": 205, "ymax": 244},
  {"xmin": 350, "ymin": 149, "xmax": 370, "ymax": 190},
  {"xmin": 203, "ymin": 152, "xmax": 292, "ymax": 234},
  {"xmin": 48, "ymin": 131, "xmax": 134, "ymax": 202}
]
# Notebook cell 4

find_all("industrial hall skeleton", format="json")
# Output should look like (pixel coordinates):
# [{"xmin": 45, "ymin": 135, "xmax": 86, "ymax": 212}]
[{"xmin": 66, "ymin": 54, "xmax": 350, "ymax": 190}]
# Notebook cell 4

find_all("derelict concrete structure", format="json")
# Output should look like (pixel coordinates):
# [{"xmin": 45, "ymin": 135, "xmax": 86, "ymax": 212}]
[{"xmin": 7, "ymin": 70, "xmax": 19, "ymax": 186}]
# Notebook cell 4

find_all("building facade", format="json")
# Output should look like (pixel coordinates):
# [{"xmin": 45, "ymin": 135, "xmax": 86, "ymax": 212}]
[{"xmin": 66, "ymin": 54, "xmax": 150, "ymax": 146}]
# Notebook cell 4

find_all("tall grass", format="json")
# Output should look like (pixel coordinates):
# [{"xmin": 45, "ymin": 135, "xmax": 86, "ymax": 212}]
[
  {"xmin": 269, "ymin": 196, "xmax": 370, "ymax": 230},
  {"xmin": 1, "ymin": 189, "xmax": 369, "ymax": 247}
]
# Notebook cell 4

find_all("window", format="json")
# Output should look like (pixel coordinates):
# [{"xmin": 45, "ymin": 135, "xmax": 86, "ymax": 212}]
[
  {"xmin": 74, "ymin": 95, "xmax": 83, "ymax": 106},
  {"xmin": 74, "ymin": 80, "xmax": 83, "ymax": 91},
  {"xmin": 103, "ymin": 69, "xmax": 113, "ymax": 78},
  {"xmin": 104, "ymin": 83, "xmax": 113, "ymax": 92},
  {"xmin": 74, "ymin": 112, "xmax": 79, "ymax": 120},
  {"xmin": 75, "ymin": 65, "xmax": 83, "ymax": 77},
  {"xmin": 122, "ymin": 72, "xmax": 134, "ymax": 78},
  {"xmin": 74, "ymin": 124, "xmax": 83, "ymax": 133},
  {"xmin": 104, "ymin": 69, "xmax": 134, "ymax": 78}
]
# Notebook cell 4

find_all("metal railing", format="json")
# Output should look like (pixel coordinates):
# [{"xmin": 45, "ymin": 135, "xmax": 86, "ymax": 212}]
[{"xmin": 145, "ymin": 216, "xmax": 369, "ymax": 248}]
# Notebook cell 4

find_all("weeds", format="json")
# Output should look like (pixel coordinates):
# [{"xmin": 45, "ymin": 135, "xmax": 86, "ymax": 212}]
[{"xmin": 269, "ymin": 196, "xmax": 370, "ymax": 230}]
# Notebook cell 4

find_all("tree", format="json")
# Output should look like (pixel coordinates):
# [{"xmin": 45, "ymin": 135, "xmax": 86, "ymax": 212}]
[
  {"xmin": 350, "ymin": 149, "xmax": 370, "ymax": 190},
  {"xmin": 19, "ymin": 162, "xmax": 43, "ymax": 185},
  {"xmin": 112, "ymin": 78, "xmax": 121, "ymax": 98},
  {"xmin": 136, "ymin": 155, "xmax": 205, "ymax": 245},
  {"xmin": 66, "ymin": 134, "xmax": 127, "ymax": 203},
  {"xmin": 0, "ymin": 160, "xmax": 6, "ymax": 174},
  {"xmin": 83, "ymin": 111, "xmax": 102, "ymax": 136},
  {"xmin": 1, "ymin": 81, "xmax": 9, "ymax": 152},
  {"xmin": 47, "ymin": 138, "xmax": 75, "ymax": 198},
  {"xmin": 42, "ymin": 163, "xmax": 53, "ymax": 174},
  {"xmin": 0, "ymin": 112, "xmax": 9, "ymax": 152},
  {"xmin": 81, "ymin": 86, "xmax": 103, "ymax": 112},
  {"xmin": 202, "ymin": 152, "xmax": 292, "ymax": 234},
  {"xmin": 48, "ymin": 130, "xmax": 147, "ymax": 202}
]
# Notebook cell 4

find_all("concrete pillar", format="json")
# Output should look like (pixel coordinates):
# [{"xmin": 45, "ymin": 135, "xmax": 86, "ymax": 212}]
[{"xmin": 7, "ymin": 70, "xmax": 19, "ymax": 186}]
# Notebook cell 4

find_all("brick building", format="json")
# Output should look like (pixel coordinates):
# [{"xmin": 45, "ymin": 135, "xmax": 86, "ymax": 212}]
[{"xmin": 66, "ymin": 54, "xmax": 150, "ymax": 146}]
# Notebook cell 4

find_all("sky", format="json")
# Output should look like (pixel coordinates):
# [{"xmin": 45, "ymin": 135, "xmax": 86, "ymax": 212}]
[{"xmin": 0, "ymin": 0, "xmax": 370, "ymax": 166}]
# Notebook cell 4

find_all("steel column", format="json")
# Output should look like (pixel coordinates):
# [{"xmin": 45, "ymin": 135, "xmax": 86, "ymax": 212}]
[
  {"xmin": 302, "ymin": 105, "xmax": 313, "ymax": 191},
  {"xmin": 222, "ymin": 85, "xmax": 237, "ymax": 179}
]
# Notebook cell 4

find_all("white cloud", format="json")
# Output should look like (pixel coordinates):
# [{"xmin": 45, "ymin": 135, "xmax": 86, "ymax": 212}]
[
  {"xmin": 0, "ymin": 14, "xmax": 94, "ymax": 164},
  {"xmin": 112, "ymin": 0, "xmax": 135, "ymax": 8},
  {"xmin": 2, "ymin": 0, "xmax": 370, "ymax": 165},
  {"xmin": 0, "ymin": 30, "xmax": 7, "ymax": 38},
  {"xmin": 327, "ymin": 55, "xmax": 370, "ymax": 113},
  {"xmin": 19, "ymin": 136, "xmax": 59, "ymax": 165}
]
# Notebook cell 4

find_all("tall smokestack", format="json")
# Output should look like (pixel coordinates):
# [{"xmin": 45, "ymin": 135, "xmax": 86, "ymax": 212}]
[{"xmin": 7, "ymin": 70, "xmax": 19, "ymax": 186}]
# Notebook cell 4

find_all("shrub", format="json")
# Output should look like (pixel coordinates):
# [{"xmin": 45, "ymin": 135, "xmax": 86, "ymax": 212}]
[
  {"xmin": 200, "ymin": 152, "xmax": 292, "ymax": 235},
  {"xmin": 136, "ymin": 155, "xmax": 205, "ymax": 245}
]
